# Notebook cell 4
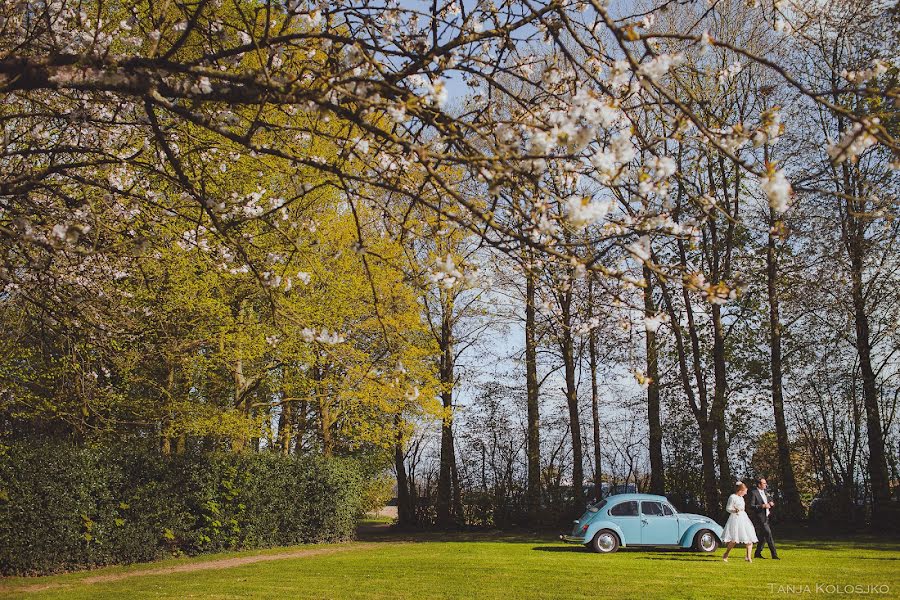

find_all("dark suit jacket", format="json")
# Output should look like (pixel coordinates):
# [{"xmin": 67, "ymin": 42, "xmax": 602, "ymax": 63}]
[{"xmin": 748, "ymin": 488, "xmax": 771, "ymax": 524}]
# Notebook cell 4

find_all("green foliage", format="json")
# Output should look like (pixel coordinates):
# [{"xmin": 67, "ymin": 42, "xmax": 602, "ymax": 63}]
[
  {"xmin": 359, "ymin": 472, "xmax": 396, "ymax": 515},
  {"xmin": 0, "ymin": 443, "xmax": 364, "ymax": 575}
]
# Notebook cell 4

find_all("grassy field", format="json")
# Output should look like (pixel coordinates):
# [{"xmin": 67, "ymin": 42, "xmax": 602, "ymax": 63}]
[{"xmin": 2, "ymin": 529, "xmax": 898, "ymax": 599}]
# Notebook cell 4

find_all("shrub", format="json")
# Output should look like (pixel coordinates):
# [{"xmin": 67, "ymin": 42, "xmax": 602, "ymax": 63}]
[{"xmin": 0, "ymin": 443, "xmax": 364, "ymax": 575}]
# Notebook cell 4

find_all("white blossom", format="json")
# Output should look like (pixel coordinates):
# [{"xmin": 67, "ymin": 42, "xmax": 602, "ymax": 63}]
[
  {"xmin": 752, "ymin": 108, "xmax": 783, "ymax": 147},
  {"xmin": 566, "ymin": 196, "xmax": 611, "ymax": 227},
  {"xmin": 627, "ymin": 236, "xmax": 652, "ymax": 262},
  {"xmin": 638, "ymin": 53, "xmax": 684, "ymax": 81},
  {"xmin": 841, "ymin": 59, "xmax": 889, "ymax": 84},
  {"xmin": 316, "ymin": 330, "xmax": 346, "ymax": 344},
  {"xmin": 422, "ymin": 78, "xmax": 448, "ymax": 107},
  {"xmin": 760, "ymin": 167, "xmax": 792, "ymax": 213},
  {"xmin": 590, "ymin": 148, "xmax": 618, "ymax": 181},
  {"xmin": 649, "ymin": 155, "xmax": 676, "ymax": 181},
  {"xmin": 611, "ymin": 133, "xmax": 636, "ymax": 164},
  {"xmin": 428, "ymin": 255, "xmax": 466, "ymax": 289},
  {"xmin": 717, "ymin": 61, "xmax": 743, "ymax": 86},
  {"xmin": 827, "ymin": 121, "xmax": 878, "ymax": 164},
  {"xmin": 300, "ymin": 327, "xmax": 345, "ymax": 344}
]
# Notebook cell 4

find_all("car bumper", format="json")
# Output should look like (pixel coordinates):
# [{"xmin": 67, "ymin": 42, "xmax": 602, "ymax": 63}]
[{"xmin": 559, "ymin": 534, "xmax": 587, "ymax": 544}]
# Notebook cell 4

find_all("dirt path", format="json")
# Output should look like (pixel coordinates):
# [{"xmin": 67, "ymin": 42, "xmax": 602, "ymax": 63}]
[{"xmin": 4, "ymin": 543, "xmax": 375, "ymax": 594}]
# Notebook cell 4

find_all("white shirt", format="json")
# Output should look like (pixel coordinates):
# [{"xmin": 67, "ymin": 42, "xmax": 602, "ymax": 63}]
[{"xmin": 759, "ymin": 489, "xmax": 770, "ymax": 516}]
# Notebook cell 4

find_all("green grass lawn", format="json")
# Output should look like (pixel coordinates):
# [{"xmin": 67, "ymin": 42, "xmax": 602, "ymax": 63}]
[{"xmin": 2, "ymin": 530, "xmax": 898, "ymax": 599}]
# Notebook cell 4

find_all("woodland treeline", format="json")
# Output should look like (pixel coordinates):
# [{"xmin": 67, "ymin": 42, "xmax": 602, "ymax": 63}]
[{"xmin": 1, "ymin": 0, "xmax": 898, "ymax": 534}]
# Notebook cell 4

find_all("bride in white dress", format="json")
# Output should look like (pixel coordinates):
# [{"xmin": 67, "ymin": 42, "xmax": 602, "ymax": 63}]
[{"xmin": 721, "ymin": 481, "xmax": 758, "ymax": 562}]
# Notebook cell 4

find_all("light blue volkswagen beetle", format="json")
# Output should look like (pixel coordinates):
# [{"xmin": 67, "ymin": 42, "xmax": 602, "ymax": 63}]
[{"xmin": 559, "ymin": 493, "xmax": 723, "ymax": 554}]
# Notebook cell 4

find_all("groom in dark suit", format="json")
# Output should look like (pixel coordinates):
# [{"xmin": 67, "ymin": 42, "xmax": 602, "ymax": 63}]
[{"xmin": 748, "ymin": 477, "xmax": 780, "ymax": 559}]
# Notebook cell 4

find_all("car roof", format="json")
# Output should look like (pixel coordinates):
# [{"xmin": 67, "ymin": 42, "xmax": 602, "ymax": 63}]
[{"xmin": 603, "ymin": 493, "xmax": 670, "ymax": 503}]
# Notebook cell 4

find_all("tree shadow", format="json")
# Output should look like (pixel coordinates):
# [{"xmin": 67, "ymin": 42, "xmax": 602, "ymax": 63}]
[
  {"xmin": 358, "ymin": 525, "xmax": 553, "ymax": 545},
  {"xmin": 358, "ymin": 526, "xmax": 900, "ymax": 556},
  {"xmin": 529, "ymin": 546, "xmax": 715, "ymax": 559},
  {"xmin": 641, "ymin": 557, "xmax": 717, "ymax": 562},
  {"xmin": 633, "ymin": 548, "xmax": 718, "ymax": 561},
  {"xmin": 776, "ymin": 542, "xmax": 900, "ymax": 553}
]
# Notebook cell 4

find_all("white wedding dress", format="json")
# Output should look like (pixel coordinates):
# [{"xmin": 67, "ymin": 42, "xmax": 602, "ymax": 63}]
[{"xmin": 721, "ymin": 494, "xmax": 758, "ymax": 544}]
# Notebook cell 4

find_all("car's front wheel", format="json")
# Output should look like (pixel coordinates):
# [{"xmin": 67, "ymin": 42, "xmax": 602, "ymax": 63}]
[
  {"xmin": 590, "ymin": 529, "xmax": 620, "ymax": 554},
  {"xmin": 693, "ymin": 529, "xmax": 719, "ymax": 553}
]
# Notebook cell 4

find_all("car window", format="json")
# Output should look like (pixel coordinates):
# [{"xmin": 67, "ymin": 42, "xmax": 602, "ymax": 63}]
[
  {"xmin": 610, "ymin": 500, "xmax": 638, "ymax": 516},
  {"xmin": 641, "ymin": 501, "xmax": 664, "ymax": 516},
  {"xmin": 663, "ymin": 504, "xmax": 675, "ymax": 516}
]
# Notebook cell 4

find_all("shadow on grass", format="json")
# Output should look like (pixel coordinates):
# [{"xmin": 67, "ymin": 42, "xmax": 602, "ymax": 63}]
[
  {"xmin": 641, "ymin": 557, "xmax": 716, "ymax": 562},
  {"xmin": 627, "ymin": 548, "xmax": 718, "ymax": 561},
  {"xmin": 529, "ymin": 546, "xmax": 718, "ymax": 561},
  {"xmin": 774, "ymin": 541, "xmax": 900, "ymax": 553},
  {"xmin": 359, "ymin": 524, "xmax": 900, "ymax": 558},
  {"xmin": 358, "ymin": 524, "xmax": 553, "ymax": 545}
]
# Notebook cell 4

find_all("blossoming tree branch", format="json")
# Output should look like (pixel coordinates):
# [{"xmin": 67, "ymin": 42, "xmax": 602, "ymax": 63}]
[{"xmin": 2, "ymin": 0, "xmax": 894, "ymax": 286}]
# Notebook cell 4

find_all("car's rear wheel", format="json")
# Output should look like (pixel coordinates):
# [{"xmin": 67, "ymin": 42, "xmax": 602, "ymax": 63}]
[
  {"xmin": 693, "ymin": 529, "xmax": 719, "ymax": 553},
  {"xmin": 590, "ymin": 529, "xmax": 620, "ymax": 554}
]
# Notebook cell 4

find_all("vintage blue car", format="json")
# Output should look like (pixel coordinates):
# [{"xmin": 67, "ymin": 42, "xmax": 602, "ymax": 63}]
[{"xmin": 559, "ymin": 493, "xmax": 723, "ymax": 553}]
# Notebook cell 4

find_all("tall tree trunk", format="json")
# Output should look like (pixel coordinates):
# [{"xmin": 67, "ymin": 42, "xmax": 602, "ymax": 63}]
[
  {"xmin": 296, "ymin": 397, "xmax": 308, "ymax": 455},
  {"xmin": 314, "ymin": 360, "xmax": 332, "ymax": 457},
  {"xmin": 161, "ymin": 362, "xmax": 175, "ymax": 456},
  {"xmin": 699, "ymin": 418, "xmax": 718, "ymax": 513},
  {"xmin": 658, "ymin": 273, "xmax": 714, "ymax": 512},
  {"xmin": 232, "ymin": 357, "xmax": 246, "ymax": 452},
  {"xmin": 846, "ymin": 207, "xmax": 891, "ymax": 517},
  {"xmin": 394, "ymin": 415, "xmax": 415, "ymax": 527},
  {"xmin": 436, "ymin": 292, "xmax": 457, "ymax": 528},
  {"xmin": 524, "ymin": 256, "xmax": 542, "ymax": 522},
  {"xmin": 451, "ymin": 451, "xmax": 464, "ymax": 522},
  {"xmin": 830, "ymin": 67, "xmax": 892, "ymax": 520},
  {"xmin": 676, "ymin": 240, "xmax": 719, "ymax": 515},
  {"xmin": 766, "ymin": 205, "xmax": 801, "ymax": 518},
  {"xmin": 560, "ymin": 284, "xmax": 584, "ymax": 515},
  {"xmin": 277, "ymin": 395, "xmax": 292, "ymax": 455},
  {"xmin": 643, "ymin": 266, "xmax": 664, "ymax": 495},
  {"xmin": 588, "ymin": 276, "xmax": 602, "ymax": 502},
  {"xmin": 319, "ymin": 399, "xmax": 332, "ymax": 457},
  {"xmin": 710, "ymin": 304, "xmax": 732, "ymax": 502},
  {"xmin": 701, "ymin": 155, "xmax": 739, "ymax": 508},
  {"xmin": 231, "ymin": 300, "xmax": 248, "ymax": 453}
]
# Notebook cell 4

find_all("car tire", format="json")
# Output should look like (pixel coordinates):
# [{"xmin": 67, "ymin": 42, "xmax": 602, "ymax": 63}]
[
  {"xmin": 590, "ymin": 529, "xmax": 620, "ymax": 554},
  {"xmin": 693, "ymin": 529, "xmax": 719, "ymax": 553}
]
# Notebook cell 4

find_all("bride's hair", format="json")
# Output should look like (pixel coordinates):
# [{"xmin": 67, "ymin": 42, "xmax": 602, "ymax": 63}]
[{"xmin": 735, "ymin": 481, "xmax": 747, "ymax": 492}]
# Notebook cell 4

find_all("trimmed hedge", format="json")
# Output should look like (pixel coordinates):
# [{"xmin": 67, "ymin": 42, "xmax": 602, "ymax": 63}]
[{"xmin": 0, "ymin": 443, "xmax": 364, "ymax": 575}]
